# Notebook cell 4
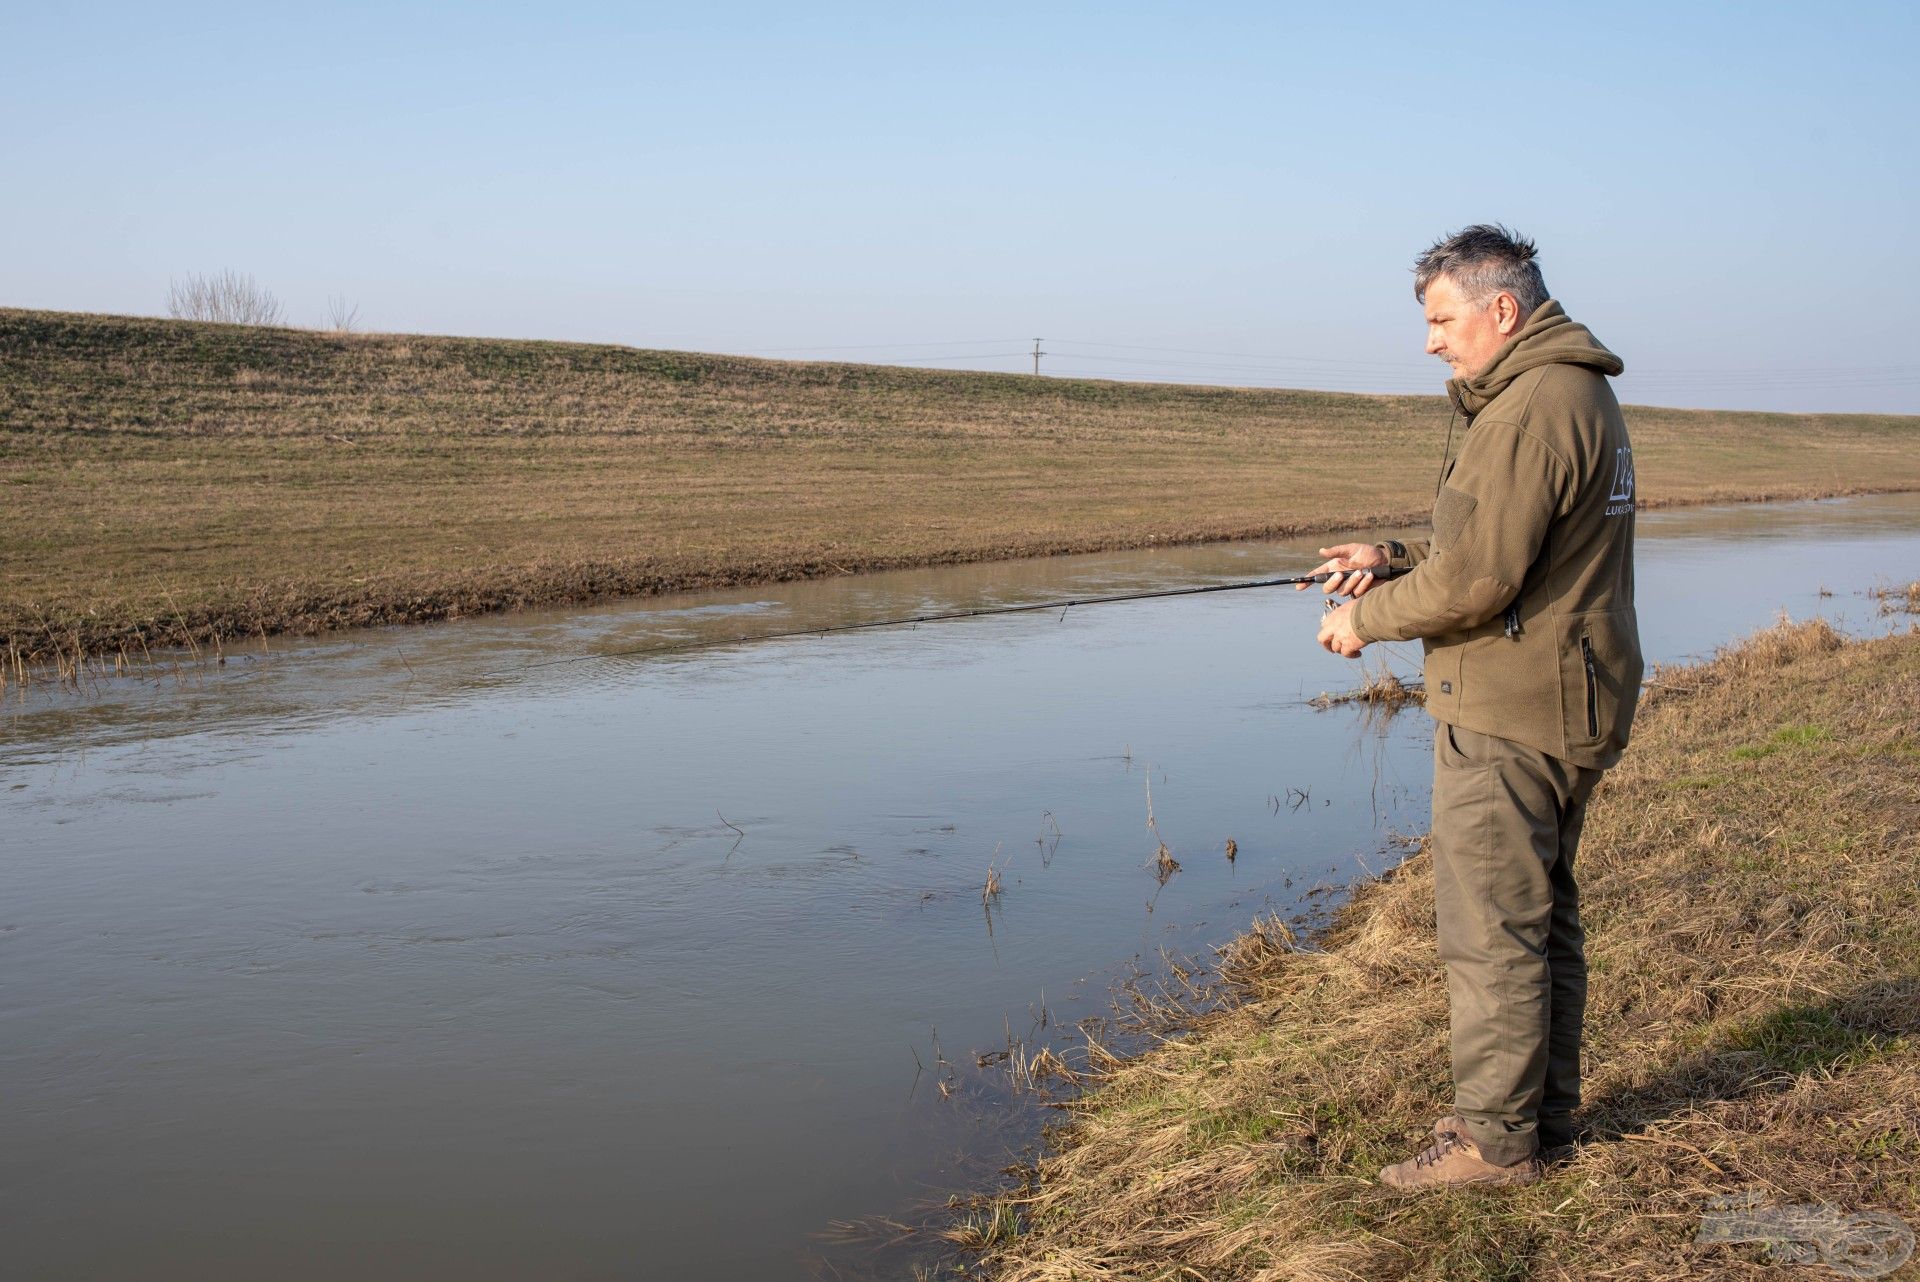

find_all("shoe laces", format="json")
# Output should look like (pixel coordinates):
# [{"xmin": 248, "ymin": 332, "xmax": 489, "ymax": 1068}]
[{"xmin": 1414, "ymin": 1129, "xmax": 1467, "ymax": 1168}]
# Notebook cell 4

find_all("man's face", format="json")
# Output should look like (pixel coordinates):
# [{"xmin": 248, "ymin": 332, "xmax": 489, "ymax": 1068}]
[{"xmin": 1423, "ymin": 274, "xmax": 1513, "ymax": 380}]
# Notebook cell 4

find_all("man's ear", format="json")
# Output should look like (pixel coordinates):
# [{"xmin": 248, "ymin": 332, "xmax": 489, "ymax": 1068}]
[{"xmin": 1494, "ymin": 292, "xmax": 1523, "ymax": 335}]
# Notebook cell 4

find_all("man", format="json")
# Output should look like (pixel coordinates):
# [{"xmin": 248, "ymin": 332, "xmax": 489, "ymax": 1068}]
[{"xmin": 1304, "ymin": 224, "xmax": 1643, "ymax": 1192}]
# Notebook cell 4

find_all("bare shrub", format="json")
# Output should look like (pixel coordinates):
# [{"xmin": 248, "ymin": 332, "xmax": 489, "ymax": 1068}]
[
  {"xmin": 167, "ymin": 270, "xmax": 285, "ymax": 326},
  {"xmin": 325, "ymin": 295, "xmax": 361, "ymax": 333}
]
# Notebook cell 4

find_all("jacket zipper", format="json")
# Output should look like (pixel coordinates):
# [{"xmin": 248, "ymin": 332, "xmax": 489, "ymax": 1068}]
[{"xmin": 1580, "ymin": 635, "xmax": 1598, "ymax": 738}]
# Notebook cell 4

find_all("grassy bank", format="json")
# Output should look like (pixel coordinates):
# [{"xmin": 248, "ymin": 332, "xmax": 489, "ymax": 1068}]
[
  {"xmin": 957, "ymin": 618, "xmax": 1920, "ymax": 1280},
  {"xmin": 5, "ymin": 307, "xmax": 1919, "ymax": 664}
]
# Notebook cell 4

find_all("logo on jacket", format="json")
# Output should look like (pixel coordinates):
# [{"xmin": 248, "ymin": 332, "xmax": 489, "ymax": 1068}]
[{"xmin": 1606, "ymin": 447, "xmax": 1636, "ymax": 516}]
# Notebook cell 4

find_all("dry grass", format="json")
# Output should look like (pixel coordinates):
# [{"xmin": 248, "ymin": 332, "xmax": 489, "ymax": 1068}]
[
  {"xmin": 961, "ymin": 618, "xmax": 1920, "ymax": 1281},
  {"xmin": 1310, "ymin": 662, "xmax": 1427, "ymax": 711},
  {"xmin": 5, "ymin": 307, "xmax": 1919, "ymax": 663},
  {"xmin": 984, "ymin": 843, "xmax": 1010, "ymax": 906},
  {"xmin": 1143, "ymin": 775, "xmax": 1183, "ymax": 885},
  {"xmin": 1874, "ymin": 582, "xmax": 1920, "ymax": 616}
]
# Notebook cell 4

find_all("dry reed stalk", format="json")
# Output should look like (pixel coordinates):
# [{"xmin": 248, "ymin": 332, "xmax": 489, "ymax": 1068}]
[
  {"xmin": 1143, "ymin": 776, "xmax": 1181, "ymax": 883},
  {"xmin": 1035, "ymin": 811, "xmax": 1062, "ymax": 862},
  {"xmin": 1016, "ymin": 1045, "xmax": 1078, "ymax": 1093},
  {"xmin": 161, "ymin": 588, "xmax": 200, "ymax": 663},
  {"xmin": 983, "ymin": 842, "xmax": 1009, "ymax": 905}
]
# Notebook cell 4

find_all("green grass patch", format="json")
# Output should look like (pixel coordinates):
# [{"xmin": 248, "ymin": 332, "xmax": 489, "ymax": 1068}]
[
  {"xmin": 1732, "ymin": 722, "xmax": 1832, "ymax": 759},
  {"xmin": 1720, "ymin": 1002, "xmax": 1897, "ymax": 1076}
]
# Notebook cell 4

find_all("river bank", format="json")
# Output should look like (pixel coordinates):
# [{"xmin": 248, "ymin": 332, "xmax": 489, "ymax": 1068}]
[
  {"xmin": 960, "ymin": 617, "xmax": 1920, "ymax": 1281},
  {"xmin": 6, "ymin": 307, "xmax": 1919, "ymax": 666}
]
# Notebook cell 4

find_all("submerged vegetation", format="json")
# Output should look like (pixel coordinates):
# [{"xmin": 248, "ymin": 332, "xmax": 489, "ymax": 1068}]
[
  {"xmin": 6, "ymin": 307, "xmax": 1920, "ymax": 665},
  {"xmin": 953, "ymin": 619, "xmax": 1920, "ymax": 1280}
]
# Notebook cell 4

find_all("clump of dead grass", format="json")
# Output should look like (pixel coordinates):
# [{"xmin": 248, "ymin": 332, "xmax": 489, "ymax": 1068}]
[
  {"xmin": 1872, "ymin": 580, "xmax": 1920, "ymax": 615},
  {"xmin": 1641, "ymin": 612, "xmax": 1845, "ymax": 709},
  {"xmin": 964, "ymin": 618, "xmax": 1920, "ymax": 1281},
  {"xmin": 1309, "ymin": 662, "xmax": 1426, "ymax": 711}
]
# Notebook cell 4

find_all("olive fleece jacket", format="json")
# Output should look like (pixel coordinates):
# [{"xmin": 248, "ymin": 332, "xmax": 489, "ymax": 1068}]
[{"xmin": 1351, "ymin": 300, "xmax": 1644, "ymax": 769}]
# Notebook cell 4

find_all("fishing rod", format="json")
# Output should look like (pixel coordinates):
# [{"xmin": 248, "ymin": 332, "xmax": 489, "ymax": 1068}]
[{"xmin": 512, "ymin": 565, "xmax": 1405, "ymax": 671}]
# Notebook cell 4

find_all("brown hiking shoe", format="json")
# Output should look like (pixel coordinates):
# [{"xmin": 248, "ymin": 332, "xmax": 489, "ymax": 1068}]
[{"xmin": 1379, "ymin": 1124, "xmax": 1542, "ymax": 1193}]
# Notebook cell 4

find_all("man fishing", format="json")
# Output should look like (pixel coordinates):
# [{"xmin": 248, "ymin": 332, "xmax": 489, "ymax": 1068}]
[{"xmin": 1303, "ymin": 224, "xmax": 1644, "ymax": 1191}]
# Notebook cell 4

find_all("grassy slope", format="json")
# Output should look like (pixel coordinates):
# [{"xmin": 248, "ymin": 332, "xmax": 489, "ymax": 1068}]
[
  {"xmin": 4, "ymin": 307, "xmax": 1918, "ymax": 661},
  {"xmin": 965, "ymin": 619, "xmax": 1920, "ymax": 1281}
]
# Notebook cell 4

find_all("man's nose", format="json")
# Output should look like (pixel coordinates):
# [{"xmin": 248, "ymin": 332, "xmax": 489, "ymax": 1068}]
[{"xmin": 1425, "ymin": 329, "xmax": 1444, "ymax": 355}]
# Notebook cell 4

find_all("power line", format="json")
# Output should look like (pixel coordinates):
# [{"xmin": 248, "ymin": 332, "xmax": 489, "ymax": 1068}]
[
  {"xmin": 1052, "ymin": 339, "xmax": 1920, "ymax": 381},
  {"xmin": 1039, "ymin": 364, "xmax": 1436, "ymax": 393},
  {"xmin": 1048, "ymin": 351, "xmax": 1440, "ymax": 379},
  {"xmin": 886, "ymin": 352, "xmax": 1031, "ymax": 362},
  {"xmin": 748, "ymin": 338, "xmax": 1028, "ymax": 353},
  {"xmin": 1631, "ymin": 361, "xmax": 1920, "ymax": 375},
  {"xmin": 718, "ymin": 335, "xmax": 1918, "ymax": 406},
  {"xmin": 1049, "ymin": 337, "xmax": 1432, "ymax": 372}
]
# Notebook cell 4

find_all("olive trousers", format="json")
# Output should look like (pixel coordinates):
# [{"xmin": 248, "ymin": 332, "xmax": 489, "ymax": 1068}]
[{"xmin": 1431, "ymin": 721, "xmax": 1605, "ymax": 1166}]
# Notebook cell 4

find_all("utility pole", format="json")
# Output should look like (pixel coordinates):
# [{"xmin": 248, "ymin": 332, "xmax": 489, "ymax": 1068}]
[{"xmin": 1031, "ymin": 337, "xmax": 1046, "ymax": 375}]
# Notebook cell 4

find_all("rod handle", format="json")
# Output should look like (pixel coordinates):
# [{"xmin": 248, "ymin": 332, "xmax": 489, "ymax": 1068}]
[{"xmin": 1312, "ymin": 564, "xmax": 1405, "ymax": 583}]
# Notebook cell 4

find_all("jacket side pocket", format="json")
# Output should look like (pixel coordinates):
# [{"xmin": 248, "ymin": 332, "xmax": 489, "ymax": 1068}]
[
  {"xmin": 1580, "ymin": 633, "xmax": 1598, "ymax": 739},
  {"xmin": 1557, "ymin": 607, "xmax": 1643, "ymax": 765}
]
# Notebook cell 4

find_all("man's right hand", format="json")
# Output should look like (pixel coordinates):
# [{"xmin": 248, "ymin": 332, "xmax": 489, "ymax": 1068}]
[{"xmin": 1296, "ymin": 542, "xmax": 1389, "ymax": 597}]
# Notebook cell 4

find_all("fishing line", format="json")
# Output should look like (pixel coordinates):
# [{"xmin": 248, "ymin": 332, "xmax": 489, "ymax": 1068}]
[{"xmin": 495, "ymin": 566, "xmax": 1408, "ymax": 674}]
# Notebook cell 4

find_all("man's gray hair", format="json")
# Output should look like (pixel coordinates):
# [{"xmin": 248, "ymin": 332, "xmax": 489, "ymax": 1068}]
[{"xmin": 1413, "ymin": 224, "xmax": 1550, "ymax": 318}]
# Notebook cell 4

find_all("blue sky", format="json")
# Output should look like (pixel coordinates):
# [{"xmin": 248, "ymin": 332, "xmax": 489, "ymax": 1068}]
[{"xmin": 4, "ymin": 2, "xmax": 1917, "ymax": 412}]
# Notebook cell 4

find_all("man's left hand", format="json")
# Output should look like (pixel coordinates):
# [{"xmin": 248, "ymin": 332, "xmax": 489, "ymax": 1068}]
[{"xmin": 1317, "ymin": 600, "xmax": 1367, "ymax": 658}]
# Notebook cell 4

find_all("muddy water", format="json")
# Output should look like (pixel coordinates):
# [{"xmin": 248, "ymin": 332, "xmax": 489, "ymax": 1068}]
[{"xmin": 3, "ymin": 494, "xmax": 1916, "ymax": 1281}]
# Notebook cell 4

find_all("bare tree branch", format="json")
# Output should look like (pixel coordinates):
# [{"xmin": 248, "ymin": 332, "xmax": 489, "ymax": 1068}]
[{"xmin": 324, "ymin": 294, "xmax": 361, "ymax": 333}]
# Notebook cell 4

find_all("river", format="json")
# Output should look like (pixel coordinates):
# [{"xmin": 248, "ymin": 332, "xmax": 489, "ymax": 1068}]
[{"xmin": 3, "ymin": 493, "xmax": 1917, "ymax": 1280}]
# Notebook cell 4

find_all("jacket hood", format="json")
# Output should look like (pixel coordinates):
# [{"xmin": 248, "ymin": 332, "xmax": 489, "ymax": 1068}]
[{"xmin": 1446, "ymin": 300, "xmax": 1624, "ymax": 416}]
